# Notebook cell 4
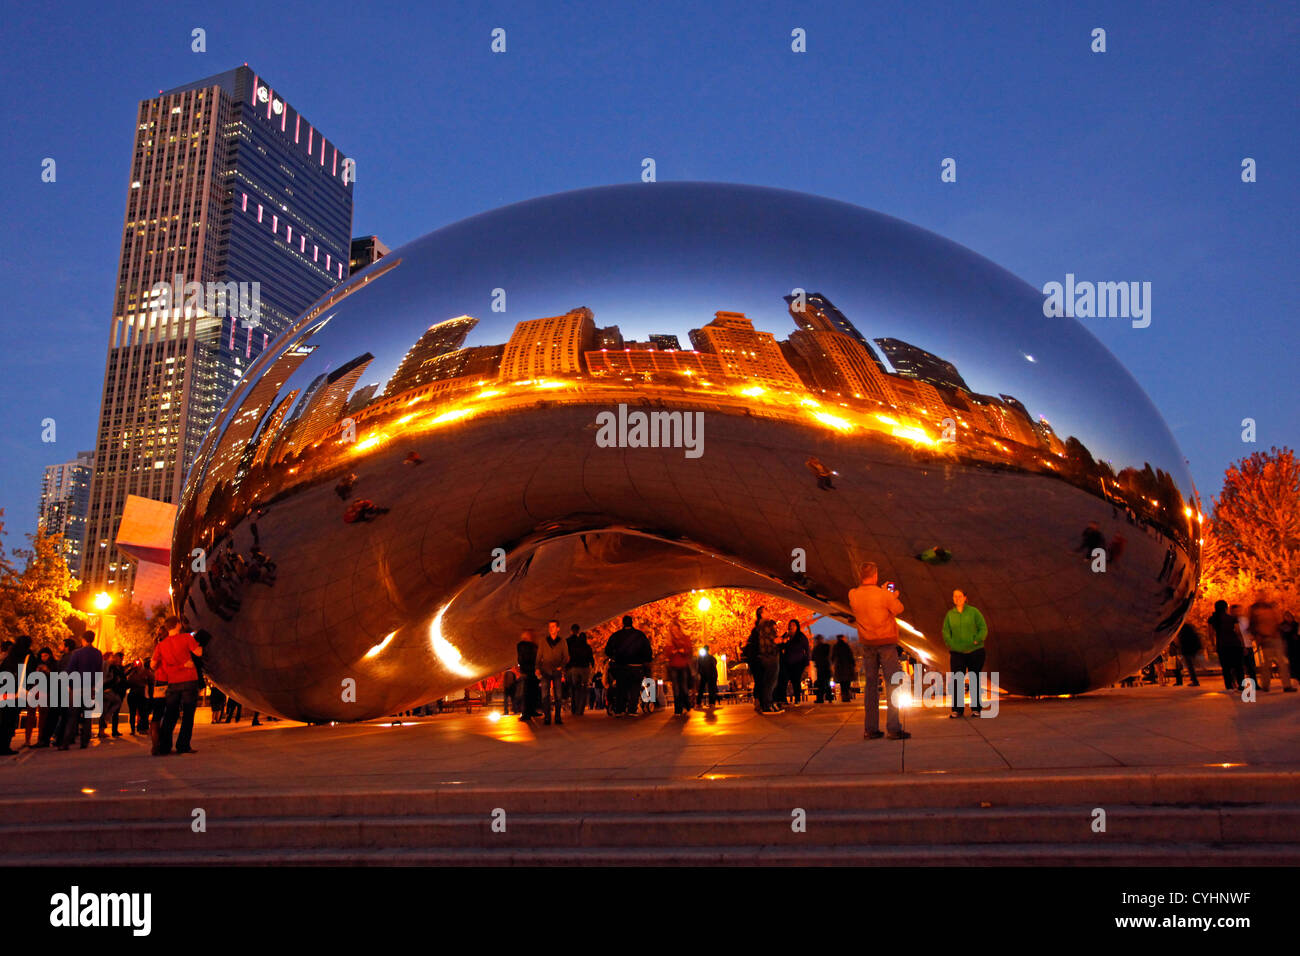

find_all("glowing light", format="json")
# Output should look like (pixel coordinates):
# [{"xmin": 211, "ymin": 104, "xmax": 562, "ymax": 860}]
[
  {"xmin": 474, "ymin": 389, "xmax": 502, "ymax": 400},
  {"xmin": 363, "ymin": 631, "xmax": 396, "ymax": 659},
  {"xmin": 430, "ymin": 407, "xmax": 474, "ymax": 425},
  {"xmin": 488, "ymin": 711, "xmax": 502, "ymax": 723},
  {"xmin": 799, "ymin": 396, "xmax": 821, "ymax": 407},
  {"xmin": 698, "ymin": 647, "xmax": 707, "ymax": 657},
  {"xmin": 532, "ymin": 379, "xmax": 567, "ymax": 390},
  {"xmin": 874, "ymin": 414, "xmax": 899, "ymax": 427},
  {"xmin": 353, "ymin": 432, "xmax": 390, "ymax": 453},
  {"xmin": 428, "ymin": 604, "xmax": 476, "ymax": 677},
  {"xmin": 895, "ymin": 618, "xmax": 924, "ymax": 638},
  {"xmin": 812, "ymin": 410, "xmax": 853, "ymax": 432},
  {"xmin": 696, "ymin": 596, "xmax": 712, "ymax": 612},
  {"xmin": 81, "ymin": 788, "xmax": 96, "ymax": 795},
  {"xmin": 395, "ymin": 414, "xmax": 416, "ymax": 425},
  {"xmin": 892, "ymin": 686, "xmax": 914, "ymax": 708},
  {"xmin": 92, "ymin": 592, "xmax": 113, "ymax": 612},
  {"xmin": 889, "ymin": 424, "xmax": 936, "ymax": 445},
  {"xmin": 738, "ymin": 385, "xmax": 765, "ymax": 397}
]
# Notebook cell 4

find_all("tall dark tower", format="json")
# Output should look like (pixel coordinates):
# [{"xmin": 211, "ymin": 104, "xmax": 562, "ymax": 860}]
[
  {"xmin": 873, "ymin": 337, "xmax": 971, "ymax": 392},
  {"xmin": 83, "ymin": 66, "xmax": 354, "ymax": 595},
  {"xmin": 783, "ymin": 292, "xmax": 886, "ymax": 371}
]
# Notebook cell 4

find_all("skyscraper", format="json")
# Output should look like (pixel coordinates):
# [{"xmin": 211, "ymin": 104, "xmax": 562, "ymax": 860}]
[
  {"xmin": 786, "ymin": 329, "xmax": 898, "ymax": 405},
  {"xmin": 83, "ymin": 66, "xmax": 354, "ymax": 595},
  {"xmin": 873, "ymin": 337, "xmax": 971, "ymax": 392},
  {"xmin": 382, "ymin": 315, "xmax": 477, "ymax": 396},
  {"xmin": 784, "ymin": 292, "xmax": 886, "ymax": 371},
  {"xmin": 499, "ymin": 308, "xmax": 597, "ymax": 380},
  {"xmin": 349, "ymin": 235, "xmax": 390, "ymax": 276},
  {"xmin": 688, "ymin": 312, "xmax": 803, "ymax": 390},
  {"xmin": 37, "ymin": 451, "xmax": 94, "ymax": 579}
]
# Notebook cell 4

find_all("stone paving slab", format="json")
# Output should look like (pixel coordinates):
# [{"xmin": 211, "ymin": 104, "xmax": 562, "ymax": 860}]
[{"xmin": 2, "ymin": 685, "xmax": 1297, "ymax": 801}]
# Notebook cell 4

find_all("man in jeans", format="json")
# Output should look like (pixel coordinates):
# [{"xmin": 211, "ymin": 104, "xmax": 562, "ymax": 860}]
[
  {"xmin": 847, "ymin": 562, "xmax": 909, "ymax": 740},
  {"xmin": 565, "ymin": 625, "xmax": 595, "ymax": 716},
  {"xmin": 59, "ymin": 631, "xmax": 103, "ymax": 750},
  {"xmin": 941, "ymin": 589, "xmax": 988, "ymax": 717},
  {"xmin": 151, "ymin": 616, "xmax": 203, "ymax": 756},
  {"xmin": 537, "ymin": 620, "xmax": 570, "ymax": 725}
]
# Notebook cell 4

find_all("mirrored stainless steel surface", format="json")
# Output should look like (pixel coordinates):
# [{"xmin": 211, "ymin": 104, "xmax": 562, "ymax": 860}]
[{"xmin": 174, "ymin": 183, "xmax": 1201, "ymax": 720}]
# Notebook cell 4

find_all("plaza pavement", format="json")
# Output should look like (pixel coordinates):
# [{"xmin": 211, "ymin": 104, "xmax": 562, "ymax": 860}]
[{"xmin": 4, "ymin": 683, "xmax": 1297, "ymax": 799}]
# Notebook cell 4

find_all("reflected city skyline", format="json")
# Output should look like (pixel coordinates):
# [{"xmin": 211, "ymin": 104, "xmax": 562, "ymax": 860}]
[{"xmin": 184, "ymin": 289, "xmax": 1198, "ymax": 558}]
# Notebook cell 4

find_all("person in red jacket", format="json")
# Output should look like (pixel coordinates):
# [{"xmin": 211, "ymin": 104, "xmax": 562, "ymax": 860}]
[
  {"xmin": 150, "ymin": 616, "xmax": 204, "ymax": 756},
  {"xmin": 666, "ymin": 614, "xmax": 694, "ymax": 716}
]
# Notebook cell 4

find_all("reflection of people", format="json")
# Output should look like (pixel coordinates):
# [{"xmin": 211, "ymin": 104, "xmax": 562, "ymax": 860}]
[
  {"xmin": 343, "ymin": 499, "xmax": 389, "ymax": 523},
  {"xmin": 335, "ymin": 473, "xmax": 357, "ymax": 500},
  {"xmin": 916, "ymin": 546, "xmax": 951, "ymax": 565},
  {"xmin": 941, "ymin": 589, "xmax": 988, "ymax": 717},
  {"xmin": 403, "ymin": 451, "xmax": 423, "ymax": 466},
  {"xmin": 848, "ymin": 562, "xmax": 908, "ymax": 740},
  {"xmin": 1079, "ymin": 522, "xmax": 1105, "ymax": 558},
  {"xmin": 805, "ymin": 456, "xmax": 835, "ymax": 490}
]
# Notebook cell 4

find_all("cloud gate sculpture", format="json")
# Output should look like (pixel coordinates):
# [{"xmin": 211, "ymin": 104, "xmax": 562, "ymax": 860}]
[{"xmin": 174, "ymin": 183, "xmax": 1200, "ymax": 721}]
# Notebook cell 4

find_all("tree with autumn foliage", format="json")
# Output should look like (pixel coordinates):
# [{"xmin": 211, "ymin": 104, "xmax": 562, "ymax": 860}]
[
  {"xmin": 1195, "ymin": 446, "xmax": 1300, "ymax": 617},
  {"xmin": 585, "ymin": 588, "xmax": 822, "ymax": 662},
  {"xmin": 0, "ymin": 515, "xmax": 85, "ymax": 649}
]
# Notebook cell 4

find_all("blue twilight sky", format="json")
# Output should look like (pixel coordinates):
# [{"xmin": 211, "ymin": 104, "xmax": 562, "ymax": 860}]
[{"xmin": 0, "ymin": 0, "xmax": 1296, "ymax": 546}]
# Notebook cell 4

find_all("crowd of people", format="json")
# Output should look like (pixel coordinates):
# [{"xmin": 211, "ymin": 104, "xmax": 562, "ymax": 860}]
[
  {"xmin": 5, "ymin": 567, "xmax": 1294, "ymax": 759},
  {"xmin": 495, "ymin": 563, "xmax": 994, "ymax": 740},
  {"xmin": 0, "ymin": 615, "xmax": 275, "ymax": 758}
]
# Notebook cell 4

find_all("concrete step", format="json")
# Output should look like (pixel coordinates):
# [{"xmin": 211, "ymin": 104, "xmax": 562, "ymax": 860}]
[
  {"xmin": 15, "ymin": 843, "xmax": 1300, "ymax": 867},
  {"xmin": 3, "ymin": 769, "xmax": 1295, "ymax": 821},
  {"xmin": 2, "ymin": 805, "xmax": 1297, "ymax": 858}
]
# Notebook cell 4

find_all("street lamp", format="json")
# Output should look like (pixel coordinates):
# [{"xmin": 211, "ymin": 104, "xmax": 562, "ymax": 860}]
[{"xmin": 89, "ymin": 592, "xmax": 116, "ymax": 650}]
